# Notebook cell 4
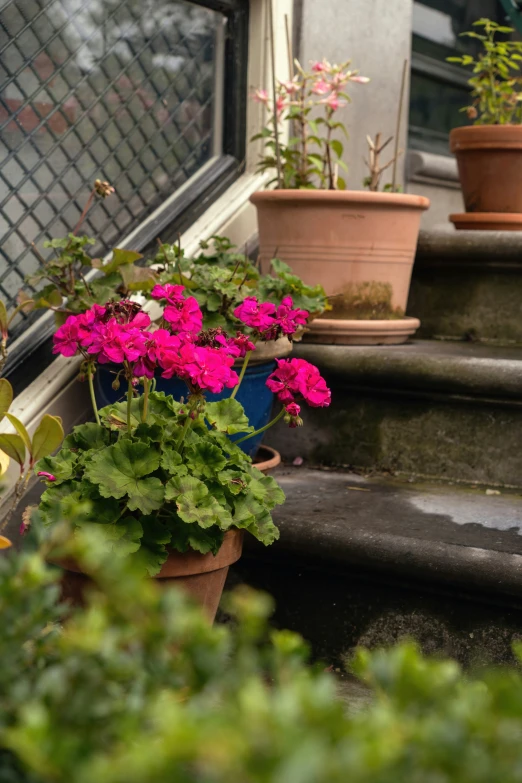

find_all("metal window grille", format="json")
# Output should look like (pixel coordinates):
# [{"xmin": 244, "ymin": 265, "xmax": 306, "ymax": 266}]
[{"xmin": 0, "ymin": 0, "xmax": 226, "ymax": 339}]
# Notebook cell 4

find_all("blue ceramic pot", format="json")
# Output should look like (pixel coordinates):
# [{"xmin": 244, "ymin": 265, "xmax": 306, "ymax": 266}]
[{"xmin": 94, "ymin": 360, "xmax": 276, "ymax": 457}]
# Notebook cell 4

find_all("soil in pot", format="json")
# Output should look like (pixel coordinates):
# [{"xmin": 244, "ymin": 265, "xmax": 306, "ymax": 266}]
[{"xmin": 54, "ymin": 529, "xmax": 244, "ymax": 623}]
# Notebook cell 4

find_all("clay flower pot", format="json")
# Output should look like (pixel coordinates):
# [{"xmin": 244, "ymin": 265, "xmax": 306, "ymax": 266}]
[
  {"xmin": 450, "ymin": 125, "xmax": 522, "ymax": 230},
  {"xmin": 253, "ymin": 444, "xmax": 281, "ymax": 473},
  {"xmin": 251, "ymin": 190, "xmax": 429, "ymax": 345},
  {"xmin": 52, "ymin": 529, "xmax": 244, "ymax": 622}
]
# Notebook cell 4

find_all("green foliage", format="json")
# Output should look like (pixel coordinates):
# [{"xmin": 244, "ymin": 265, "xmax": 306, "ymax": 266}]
[
  {"xmin": 7, "ymin": 536, "xmax": 522, "ymax": 781},
  {"xmin": 151, "ymin": 237, "xmax": 328, "ymax": 332},
  {"xmin": 447, "ymin": 18, "xmax": 522, "ymax": 124},
  {"xmin": 36, "ymin": 391, "xmax": 282, "ymax": 575}
]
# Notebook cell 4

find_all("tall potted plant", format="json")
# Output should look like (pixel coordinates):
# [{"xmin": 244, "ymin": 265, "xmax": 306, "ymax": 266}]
[
  {"xmin": 250, "ymin": 59, "xmax": 429, "ymax": 345},
  {"xmin": 448, "ymin": 18, "xmax": 522, "ymax": 230},
  {"xmin": 33, "ymin": 290, "xmax": 331, "ymax": 620}
]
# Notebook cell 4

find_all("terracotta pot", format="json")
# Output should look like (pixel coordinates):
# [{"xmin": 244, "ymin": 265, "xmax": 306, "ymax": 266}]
[
  {"xmin": 53, "ymin": 529, "xmax": 244, "ymax": 622},
  {"xmin": 305, "ymin": 316, "xmax": 421, "ymax": 345},
  {"xmin": 250, "ymin": 190, "xmax": 429, "ymax": 314},
  {"xmin": 253, "ymin": 444, "xmax": 281, "ymax": 473},
  {"xmin": 450, "ymin": 125, "xmax": 522, "ymax": 220}
]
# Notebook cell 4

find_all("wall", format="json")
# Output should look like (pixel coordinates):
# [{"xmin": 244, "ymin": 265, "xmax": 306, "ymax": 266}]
[
  {"xmin": 296, "ymin": 0, "xmax": 463, "ymax": 228},
  {"xmin": 297, "ymin": 0, "xmax": 413, "ymax": 191}
]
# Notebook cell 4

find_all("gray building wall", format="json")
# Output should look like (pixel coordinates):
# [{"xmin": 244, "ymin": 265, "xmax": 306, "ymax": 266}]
[{"xmin": 296, "ymin": 0, "xmax": 462, "ymax": 228}]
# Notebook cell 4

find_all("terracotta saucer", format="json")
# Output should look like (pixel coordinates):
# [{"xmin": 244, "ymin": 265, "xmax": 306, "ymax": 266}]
[
  {"xmin": 450, "ymin": 213, "xmax": 522, "ymax": 231},
  {"xmin": 304, "ymin": 317, "xmax": 420, "ymax": 346}
]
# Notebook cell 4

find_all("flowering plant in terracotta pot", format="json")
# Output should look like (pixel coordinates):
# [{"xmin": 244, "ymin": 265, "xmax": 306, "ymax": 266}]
[
  {"xmin": 447, "ymin": 18, "xmax": 522, "ymax": 230},
  {"xmin": 250, "ymin": 58, "xmax": 429, "ymax": 345},
  {"xmin": 34, "ymin": 287, "xmax": 330, "ymax": 617}
]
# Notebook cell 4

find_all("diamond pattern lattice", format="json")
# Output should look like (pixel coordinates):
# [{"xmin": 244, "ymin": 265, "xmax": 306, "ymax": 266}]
[{"xmin": 0, "ymin": 0, "xmax": 220, "ymax": 338}]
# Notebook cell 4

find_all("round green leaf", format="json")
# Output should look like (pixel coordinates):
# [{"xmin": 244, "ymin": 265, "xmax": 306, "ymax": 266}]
[{"xmin": 31, "ymin": 414, "xmax": 65, "ymax": 463}]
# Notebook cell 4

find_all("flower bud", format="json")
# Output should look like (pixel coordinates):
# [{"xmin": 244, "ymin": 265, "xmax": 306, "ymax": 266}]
[{"xmin": 112, "ymin": 377, "xmax": 121, "ymax": 391}]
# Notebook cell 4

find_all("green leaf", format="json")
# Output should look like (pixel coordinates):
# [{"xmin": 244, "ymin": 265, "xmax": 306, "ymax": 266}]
[
  {"xmin": 205, "ymin": 399, "xmax": 253, "ymax": 435},
  {"xmin": 63, "ymin": 422, "xmax": 111, "ymax": 452},
  {"xmin": 247, "ymin": 473, "xmax": 286, "ymax": 509},
  {"xmin": 85, "ymin": 440, "xmax": 164, "ymax": 515},
  {"xmin": 330, "ymin": 139, "xmax": 343, "ymax": 158},
  {"xmin": 102, "ymin": 248, "xmax": 143, "ymax": 276},
  {"xmin": 31, "ymin": 415, "xmax": 64, "ymax": 462},
  {"xmin": 169, "ymin": 523, "xmax": 224, "ymax": 555},
  {"xmin": 0, "ymin": 299, "xmax": 7, "ymax": 334},
  {"xmin": 0, "ymin": 433, "xmax": 25, "ymax": 466},
  {"xmin": 166, "ymin": 475, "xmax": 226, "ymax": 529},
  {"xmin": 186, "ymin": 441, "xmax": 227, "ymax": 479},
  {"xmin": 6, "ymin": 413, "xmax": 32, "ymax": 457},
  {"xmin": 76, "ymin": 516, "xmax": 144, "ymax": 558},
  {"xmin": 34, "ymin": 451, "xmax": 78, "ymax": 484},
  {"xmin": 0, "ymin": 379, "xmax": 13, "ymax": 422},
  {"xmin": 134, "ymin": 516, "xmax": 171, "ymax": 575},
  {"xmin": 160, "ymin": 447, "xmax": 189, "ymax": 476}
]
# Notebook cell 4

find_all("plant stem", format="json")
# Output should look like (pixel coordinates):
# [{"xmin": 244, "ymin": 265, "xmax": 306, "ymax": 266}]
[
  {"xmin": 236, "ymin": 407, "xmax": 286, "ymax": 446},
  {"xmin": 127, "ymin": 379, "xmax": 133, "ymax": 433},
  {"xmin": 175, "ymin": 414, "xmax": 192, "ymax": 448},
  {"xmin": 72, "ymin": 188, "xmax": 95, "ymax": 237},
  {"xmin": 235, "ymin": 406, "xmax": 286, "ymax": 444},
  {"xmin": 230, "ymin": 350, "xmax": 252, "ymax": 399},
  {"xmin": 141, "ymin": 377, "xmax": 150, "ymax": 424},
  {"xmin": 87, "ymin": 363, "xmax": 101, "ymax": 426},
  {"xmin": 0, "ymin": 466, "xmax": 32, "ymax": 534}
]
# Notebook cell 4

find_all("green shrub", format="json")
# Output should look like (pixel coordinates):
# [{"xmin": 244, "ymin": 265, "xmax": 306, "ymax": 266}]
[{"xmin": 4, "ymin": 528, "xmax": 522, "ymax": 782}]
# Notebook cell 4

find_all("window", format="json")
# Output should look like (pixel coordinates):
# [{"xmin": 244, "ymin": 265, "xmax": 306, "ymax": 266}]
[
  {"xmin": 0, "ymin": 0, "xmax": 248, "ymax": 350},
  {"xmin": 409, "ymin": 0, "xmax": 509, "ymax": 155}
]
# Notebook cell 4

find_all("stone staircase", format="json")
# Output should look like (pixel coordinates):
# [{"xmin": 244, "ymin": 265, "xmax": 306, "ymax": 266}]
[{"xmin": 231, "ymin": 229, "xmax": 522, "ymax": 667}]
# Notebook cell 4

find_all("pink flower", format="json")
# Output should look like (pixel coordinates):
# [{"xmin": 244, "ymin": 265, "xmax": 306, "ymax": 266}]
[
  {"xmin": 234, "ymin": 297, "xmax": 277, "ymax": 333},
  {"xmin": 53, "ymin": 315, "xmax": 82, "ymax": 357},
  {"xmin": 176, "ymin": 344, "xmax": 239, "ymax": 393},
  {"xmin": 37, "ymin": 471, "xmax": 56, "ymax": 481},
  {"xmin": 285, "ymin": 402, "xmax": 300, "ymax": 417},
  {"xmin": 266, "ymin": 360, "xmax": 299, "ymax": 404},
  {"xmin": 276, "ymin": 296, "xmax": 309, "ymax": 336},
  {"xmin": 312, "ymin": 79, "xmax": 331, "ymax": 96},
  {"xmin": 281, "ymin": 79, "xmax": 300, "ymax": 95},
  {"xmin": 151, "ymin": 284, "xmax": 185, "ymax": 304},
  {"xmin": 320, "ymin": 94, "xmax": 346, "ymax": 111},
  {"xmin": 164, "ymin": 296, "xmax": 203, "ymax": 335},
  {"xmin": 266, "ymin": 358, "xmax": 331, "ymax": 408},
  {"xmin": 230, "ymin": 332, "xmax": 256, "ymax": 358},
  {"xmin": 349, "ymin": 75, "xmax": 370, "ymax": 84},
  {"xmin": 292, "ymin": 358, "xmax": 331, "ymax": 407},
  {"xmin": 275, "ymin": 97, "xmax": 286, "ymax": 115},
  {"xmin": 87, "ymin": 319, "xmax": 148, "ymax": 365},
  {"xmin": 311, "ymin": 61, "xmax": 328, "ymax": 73},
  {"xmin": 253, "ymin": 88, "xmax": 269, "ymax": 104}
]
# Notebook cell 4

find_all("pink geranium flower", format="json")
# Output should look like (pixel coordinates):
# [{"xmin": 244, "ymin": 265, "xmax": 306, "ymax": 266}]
[
  {"xmin": 234, "ymin": 297, "xmax": 276, "ymax": 332},
  {"xmin": 266, "ymin": 359, "xmax": 299, "ymax": 404},
  {"xmin": 175, "ymin": 344, "xmax": 239, "ymax": 393},
  {"xmin": 53, "ymin": 315, "xmax": 82, "ymax": 357},
  {"xmin": 151, "ymin": 284, "xmax": 185, "ymax": 304},
  {"xmin": 164, "ymin": 296, "xmax": 203, "ymax": 335},
  {"xmin": 276, "ymin": 296, "xmax": 309, "ymax": 336},
  {"xmin": 311, "ymin": 60, "xmax": 329, "ymax": 73},
  {"xmin": 253, "ymin": 88, "xmax": 269, "ymax": 104}
]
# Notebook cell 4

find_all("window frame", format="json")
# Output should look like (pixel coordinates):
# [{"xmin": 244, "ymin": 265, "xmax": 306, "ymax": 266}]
[{"xmin": 2, "ymin": 0, "xmax": 250, "ymax": 382}]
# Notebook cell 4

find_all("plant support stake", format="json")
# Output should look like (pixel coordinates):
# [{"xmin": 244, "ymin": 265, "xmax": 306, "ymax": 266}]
[
  {"xmin": 269, "ymin": 0, "xmax": 282, "ymax": 186},
  {"xmin": 391, "ymin": 59, "xmax": 408, "ymax": 192}
]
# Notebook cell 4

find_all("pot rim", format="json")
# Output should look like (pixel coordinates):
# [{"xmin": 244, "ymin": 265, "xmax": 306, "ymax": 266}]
[
  {"xmin": 253, "ymin": 445, "xmax": 281, "ymax": 473},
  {"xmin": 250, "ymin": 189, "xmax": 430, "ymax": 210},
  {"xmin": 450, "ymin": 124, "xmax": 522, "ymax": 151},
  {"xmin": 308, "ymin": 316, "xmax": 420, "ymax": 332}
]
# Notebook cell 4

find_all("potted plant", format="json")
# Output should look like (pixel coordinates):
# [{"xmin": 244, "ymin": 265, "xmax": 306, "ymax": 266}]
[
  {"xmin": 250, "ymin": 58, "xmax": 429, "ymax": 345},
  {"xmin": 25, "ymin": 189, "xmax": 327, "ymax": 454},
  {"xmin": 33, "ymin": 290, "xmax": 331, "ymax": 619},
  {"xmin": 447, "ymin": 18, "xmax": 522, "ymax": 230},
  {"xmin": 94, "ymin": 235, "xmax": 328, "ymax": 457}
]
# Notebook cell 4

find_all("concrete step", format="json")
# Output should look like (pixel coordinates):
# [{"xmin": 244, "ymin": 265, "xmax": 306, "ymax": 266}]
[
  {"xmin": 269, "ymin": 340, "xmax": 522, "ymax": 486},
  {"xmin": 233, "ymin": 466, "xmax": 522, "ymax": 666},
  {"xmin": 408, "ymin": 229, "xmax": 522, "ymax": 344}
]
